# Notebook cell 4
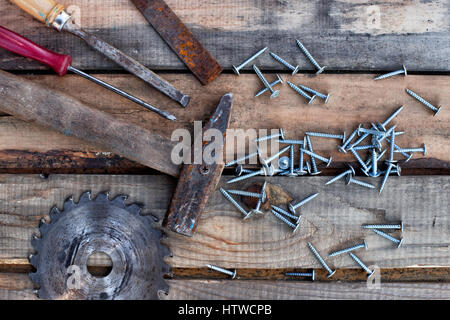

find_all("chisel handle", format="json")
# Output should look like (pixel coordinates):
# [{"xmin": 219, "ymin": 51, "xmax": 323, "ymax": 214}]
[
  {"xmin": 0, "ymin": 26, "xmax": 71, "ymax": 76},
  {"xmin": 10, "ymin": 0, "xmax": 65, "ymax": 27}
]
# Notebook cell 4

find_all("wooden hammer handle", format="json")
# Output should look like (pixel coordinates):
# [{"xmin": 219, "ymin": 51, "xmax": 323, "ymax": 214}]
[
  {"xmin": 10, "ymin": 0, "xmax": 65, "ymax": 27},
  {"xmin": 0, "ymin": 70, "xmax": 180, "ymax": 177}
]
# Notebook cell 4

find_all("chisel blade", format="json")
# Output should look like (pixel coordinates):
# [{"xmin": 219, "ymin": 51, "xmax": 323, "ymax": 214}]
[
  {"xmin": 165, "ymin": 93, "xmax": 233, "ymax": 236},
  {"xmin": 131, "ymin": 0, "xmax": 223, "ymax": 85},
  {"xmin": 63, "ymin": 22, "xmax": 190, "ymax": 107}
]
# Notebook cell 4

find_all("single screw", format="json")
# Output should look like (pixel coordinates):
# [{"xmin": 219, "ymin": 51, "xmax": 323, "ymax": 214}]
[
  {"xmin": 255, "ymin": 75, "xmax": 284, "ymax": 97},
  {"xmin": 388, "ymin": 129, "xmax": 396, "ymax": 163},
  {"xmin": 255, "ymin": 128, "xmax": 285, "ymax": 142},
  {"xmin": 377, "ymin": 106, "xmax": 404, "ymax": 131},
  {"xmin": 271, "ymin": 209, "xmax": 301, "ymax": 233},
  {"xmin": 285, "ymin": 145, "xmax": 298, "ymax": 177},
  {"xmin": 305, "ymin": 135, "xmax": 321, "ymax": 175},
  {"xmin": 307, "ymin": 242, "xmax": 336, "ymax": 278},
  {"xmin": 338, "ymin": 128, "xmax": 358, "ymax": 153},
  {"xmin": 395, "ymin": 145, "xmax": 426, "ymax": 156},
  {"xmin": 235, "ymin": 165, "xmax": 256, "ymax": 176},
  {"xmin": 348, "ymin": 253, "xmax": 374, "ymax": 277},
  {"xmin": 374, "ymin": 65, "xmax": 407, "ymax": 81},
  {"xmin": 372, "ymin": 229, "xmax": 403, "ymax": 248},
  {"xmin": 271, "ymin": 205, "xmax": 300, "ymax": 222},
  {"xmin": 299, "ymin": 85, "xmax": 331, "ymax": 103},
  {"xmin": 325, "ymin": 164, "xmax": 355, "ymax": 185},
  {"xmin": 226, "ymin": 189, "xmax": 263, "ymax": 198},
  {"xmin": 232, "ymin": 47, "xmax": 268, "ymax": 75},
  {"xmin": 227, "ymin": 164, "xmax": 276, "ymax": 184},
  {"xmin": 296, "ymin": 40, "xmax": 327, "ymax": 74},
  {"xmin": 352, "ymin": 144, "xmax": 379, "ymax": 151},
  {"xmin": 379, "ymin": 162, "xmax": 394, "ymax": 194},
  {"xmin": 371, "ymin": 149, "xmax": 378, "ymax": 177},
  {"xmin": 259, "ymin": 146, "xmax": 291, "ymax": 167},
  {"xmin": 206, "ymin": 264, "xmax": 237, "ymax": 279},
  {"xmin": 285, "ymin": 270, "xmax": 315, "ymax": 281},
  {"xmin": 278, "ymin": 156, "xmax": 290, "ymax": 170},
  {"xmin": 287, "ymin": 81, "xmax": 316, "ymax": 104},
  {"xmin": 289, "ymin": 193, "xmax": 319, "ymax": 214},
  {"xmin": 270, "ymin": 52, "xmax": 300, "ymax": 75},
  {"xmin": 277, "ymin": 139, "xmax": 304, "ymax": 145},
  {"xmin": 357, "ymin": 125, "xmax": 385, "ymax": 137},
  {"xmin": 297, "ymin": 144, "xmax": 307, "ymax": 175},
  {"xmin": 363, "ymin": 222, "xmax": 403, "ymax": 232},
  {"xmin": 406, "ymin": 89, "xmax": 441, "ymax": 116},
  {"xmin": 328, "ymin": 241, "xmax": 368, "ymax": 257},
  {"xmin": 220, "ymin": 188, "xmax": 248, "ymax": 216},
  {"xmin": 300, "ymin": 148, "xmax": 332, "ymax": 167},
  {"xmin": 253, "ymin": 64, "xmax": 280, "ymax": 99},
  {"xmin": 345, "ymin": 175, "xmax": 375, "ymax": 189},
  {"xmin": 306, "ymin": 132, "xmax": 345, "ymax": 141},
  {"xmin": 225, "ymin": 151, "xmax": 259, "ymax": 167},
  {"xmin": 349, "ymin": 147, "xmax": 369, "ymax": 172}
]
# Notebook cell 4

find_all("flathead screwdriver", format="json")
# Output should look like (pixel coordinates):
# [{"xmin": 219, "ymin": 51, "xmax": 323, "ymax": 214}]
[{"xmin": 0, "ymin": 26, "xmax": 176, "ymax": 121}]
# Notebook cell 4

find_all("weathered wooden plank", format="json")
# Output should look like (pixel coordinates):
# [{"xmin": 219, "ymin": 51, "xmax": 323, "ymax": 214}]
[
  {"xmin": 0, "ymin": 174, "xmax": 448, "ymax": 269},
  {"xmin": 1, "ymin": 1, "xmax": 449, "ymax": 71},
  {"xmin": 1, "ymin": 273, "xmax": 448, "ymax": 300},
  {"xmin": 0, "ymin": 74, "xmax": 448, "ymax": 173}
]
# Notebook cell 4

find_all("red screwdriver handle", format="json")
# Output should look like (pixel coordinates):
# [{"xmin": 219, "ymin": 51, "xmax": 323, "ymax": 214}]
[{"xmin": 0, "ymin": 26, "xmax": 71, "ymax": 76}]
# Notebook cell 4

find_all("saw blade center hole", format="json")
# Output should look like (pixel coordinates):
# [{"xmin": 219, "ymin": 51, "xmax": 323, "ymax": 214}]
[{"xmin": 86, "ymin": 251, "xmax": 113, "ymax": 278}]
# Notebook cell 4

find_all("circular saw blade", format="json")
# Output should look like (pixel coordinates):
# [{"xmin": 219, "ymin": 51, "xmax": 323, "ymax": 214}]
[{"xmin": 29, "ymin": 191, "xmax": 171, "ymax": 300}]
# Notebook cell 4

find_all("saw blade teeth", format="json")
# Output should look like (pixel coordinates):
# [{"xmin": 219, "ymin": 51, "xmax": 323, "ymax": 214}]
[
  {"xmin": 39, "ymin": 220, "xmax": 50, "ymax": 234},
  {"xmin": 28, "ymin": 272, "xmax": 39, "ymax": 285},
  {"xmin": 29, "ymin": 254, "xmax": 38, "ymax": 268},
  {"xmin": 49, "ymin": 206, "xmax": 60, "ymax": 220},
  {"xmin": 125, "ymin": 203, "xmax": 142, "ymax": 215},
  {"xmin": 111, "ymin": 194, "xmax": 128, "ymax": 207},
  {"xmin": 94, "ymin": 192, "xmax": 109, "ymax": 202},
  {"xmin": 63, "ymin": 196, "xmax": 76, "ymax": 212},
  {"xmin": 78, "ymin": 191, "xmax": 92, "ymax": 203},
  {"xmin": 31, "ymin": 234, "xmax": 41, "ymax": 249}
]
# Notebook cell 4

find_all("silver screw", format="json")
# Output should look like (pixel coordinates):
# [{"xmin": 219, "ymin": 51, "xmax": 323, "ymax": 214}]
[
  {"xmin": 255, "ymin": 128, "xmax": 285, "ymax": 142},
  {"xmin": 363, "ymin": 222, "xmax": 403, "ymax": 232},
  {"xmin": 299, "ymin": 85, "xmax": 331, "ymax": 103},
  {"xmin": 277, "ymin": 139, "xmax": 304, "ymax": 145},
  {"xmin": 300, "ymin": 148, "xmax": 332, "ymax": 167},
  {"xmin": 388, "ymin": 129, "xmax": 396, "ymax": 163},
  {"xmin": 345, "ymin": 175, "xmax": 375, "ymax": 189},
  {"xmin": 395, "ymin": 145, "xmax": 426, "ymax": 156},
  {"xmin": 347, "ymin": 132, "xmax": 370, "ymax": 151},
  {"xmin": 307, "ymin": 242, "xmax": 335, "ymax": 278},
  {"xmin": 270, "ymin": 52, "xmax": 300, "ymax": 75},
  {"xmin": 271, "ymin": 209, "xmax": 301, "ymax": 233},
  {"xmin": 305, "ymin": 135, "xmax": 321, "ymax": 175},
  {"xmin": 349, "ymin": 147, "xmax": 369, "ymax": 172},
  {"xmin": 306, "ymin": 132, "xmax": 345, "ymax": 141},
  {"xmin": 220, "ymin": 188, "xmax": 248, "ymax": 216},
  {"xmin": 245, "ymin": 181, "xmax": 267, "ymax": 219},
  {"xmin": 227, "ymin": 164, "xmax": 276, "ymax": 184},
  {"xmin": 259, "ymin": 146, "xmax": 291, "ymax": 167},
  {"xmin": 379, "ymin": 162, "xmax": 394, "ymax": 194},
  {"xmin": 338, "ymin": 128, "xmax": 358, "ymax": 153},
  {"xmin": 278, "ymin": 156, "xmax": 290, "ymax": 170},
  {"xmin": 348, "ymin": 253, "xmax": 374, "ymax": 277},
  {"xmin": 235, "ymin": 165, "xmax": 256, "ymax": 176},
  {"xmin": 225, "ymin": 151, "xmax": 259, "ymax": 167},
  {"xmin": 232, "ymin": 47, "xmax": 268, "ymax": 75},
  {"xmin": 289, "ymin": 193, "xmax": 319, "ymax": 214},
  {"xmin": 226, "ymin": 189, "xmax": 263, "ymax": 198},
  {"xmin": 286, "ymin": 270, "xmax": 315, "ymax": 281},
  {"xmin": 352, "ymin": 144, "xmax": 379, "ymax": 151},
  {"xmin": 363, "ymin": 149, "xmax": 387, "ymax": 175},
  {"xmin": 328, "ymin": 240, "xmax": 368, "ymax": 257},
  {"xmin": 372, "ymin": 229, "xmax": 404, "ymax": 248},
  {"xmin": 385, "ymin": 138, "xmax": 413, "ymax": 162},
  {"xmin": 287, "ymin": 81, "xmax": 316, "ymax": 104},
  {"xmin": 406, "ymin": 89, "xmax": 441, "ymax": 116},
  {"xmin": 374, "ymin": 65, "xmax": 407, "ymax": 81},
  {"xmin": 297, "ymin": 144, "xmax": 307, "ymax": 175},
  {"xmin": 253, "ymin": 64, "xmax": 280, "ymax": 99},
  {"xmin": 377, "ymin": 106, "xmax": 404, "ymax": 131},
  {"xmin": 325, "ymin": 164, "xmax": 355, "ymax": 185},
  {"xmin": 357, "ymin": 126, "xmax": 385, "ymax": 137},
  {"xmin": 271, "ymin": 205, "xmax": 300, "ymax": 222},
  {"xmin": 296, "ymin": 40, "xmax": 327, "ymax": 74},
  {"xmin": 371, "ymin": 149, "xmax": 378, "ymax": 177},
  {"xmin": 206, "ymin": 264, "xmax": 237, "ymax": 279},
  {"xmin": 286, "ymin": 145, "xmax": 298, "ymax": 177},
  {"xmin": 255, "ymin": 75, "xmax": 284, "ymax": 97}
]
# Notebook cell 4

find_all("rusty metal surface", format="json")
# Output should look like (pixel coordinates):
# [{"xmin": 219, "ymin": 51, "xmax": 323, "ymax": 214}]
[
  {"xmin": 165, "ymin": 93, "xmax": 233, "ymax": 236},
  {"xmin": 29, "ymin": 192, "xmax": 171, "ymax": 300},
  {"xmin": 131, "ymin": 0, "xmax": 223, "ymax": 85},
  {"xmin": 63, "ymin": 22, "xmax": 190, "ymax": 107}
]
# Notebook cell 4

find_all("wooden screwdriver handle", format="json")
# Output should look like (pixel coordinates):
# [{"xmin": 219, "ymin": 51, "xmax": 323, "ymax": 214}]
[
  {"xmin": 10, "ymin": 0, "xmax": 65, "ymax": 27},
  {"xmin": 0, "ymin": 26, "xmax": 71, "ymax": 76}
]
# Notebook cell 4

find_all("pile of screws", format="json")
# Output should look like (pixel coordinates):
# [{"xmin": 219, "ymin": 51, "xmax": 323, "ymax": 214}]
[{"xmin": 232, "ymin": 41, "xmax": 330, "ymax": 103}]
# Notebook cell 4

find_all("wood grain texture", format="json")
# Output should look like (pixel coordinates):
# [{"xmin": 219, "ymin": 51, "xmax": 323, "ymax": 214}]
[
  {"xmin": 1, "ymin": 273, "xmax": 449, "ymax": 300},
  {"xmin": 1, "ymin": 0, "xmax": 449, "ymax": 71},
  {"xmin": 0, "ymin": 74, "xmax": 448, "ymax": 174},
  {"xmin": 0, "ymin": 174, "xmax": 448, "ymax": 269}
]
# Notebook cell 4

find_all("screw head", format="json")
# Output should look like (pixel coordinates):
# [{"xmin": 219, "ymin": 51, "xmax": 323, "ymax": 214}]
[
  {"xmin": 296, "ymin": 168, "xmax": 307, "ymax": 175},
  {"xmin": 308, "ymin": 95, "xmax": 316, "ymax": 104},
  {"xmin": 270, "ymin": 90, "xmax": 281, "ymax": 99},
  {"xmin": 235, "ymin": 165, "xmax": 244, "ymax": 176},
  {"xmin": 292, "ymin": 65, "xmax": 300, "ymax": 76},
  {"xmin": 341, "ymin": 131, "xmax": 346, "ymax": 143},
  {"xmin": 422, "ymin": 144, "xmax": 427, "ymax": 156},
  {"xmin": 231, "ymin": 269, "xmax": 237, "ymax": 279},
  {"xmin": 402, "ymin": 64, "xmax": 407, "ymax": 76},
  {"xmin": 344, "ymin": 174, "xmax": 352, "ymax": 185},
  {"xmin": 404, "ymin": 153, "xmax": 413, "ymax": 163},
  {"xmin": 315, "ymin": 66, "xmax": 327, "ymax": 75},
  {"xmin": 433, "ymin": 106, "xmax": 442, "ymax": 117},
  {"xmin": 397, "ymin": 238, "xmax": 404, "ymax": 248},
  {"xmin": 367, "ymin": 269, "xmax": 375, "ymax": 278},
  {"xmin": 363, "ymin": 239, "xmax": 368, "ymax": 250},
  {"xmin": 326, "ymin": 269, "xmax": 336, "ymax": 278},
  {"xmin": 311, "ymin": 269, "xmax": 315, "ymax": 281},
  {"xmin": 394, "ymin": 165, "xmax": 401, "ymax": 176},
  {"xmin": 325, "ymin": 156, "xmax": 333, "ymax": 168},
  {"xmin": 261, "ymin": 181, "xmax": 267, "ymax": 202},
  {"xmin": 279, "ymin": 128, "xmax": 285, "ymax": 140},
  {"xmin": 347, "ymin": 164, "xmax": 356, "ymax": 176},
  {"xmin": 278, "ymin": 156, "xmax": 290, "ymax": 170},
  {"xmin": 277, "ymin": 74, "xmax": 284, "ymax": 84},
  {"xmin": 285, "ymin": 172, "xmax": 298, "ymax": 177},
  {"xmin": 324, "ymin": 93, "xmax": 331, "ymax": 104},
  {"xmin": 288, "ymin": 203, "xmax": 296, "ymax": 215},
  {"xmin": 400, "ymin": 221, "xmax": 404, "ymax": 233},
  {"xmin": 232, "ymin": 65, "xmax": 240, "ymax": 75},
  {"xmin": 337, "ymin": 145, "xmax": 347, "ymax": 153}
]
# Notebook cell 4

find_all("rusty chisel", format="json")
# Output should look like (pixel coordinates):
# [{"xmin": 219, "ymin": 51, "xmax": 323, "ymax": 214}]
[
  {"xmin": 9, "ymin": 0, "xmax": 190, "ymax": 107},
  {"xmin": 131, "ymin": 0, "xmax": 223, "ymax": 85}
]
